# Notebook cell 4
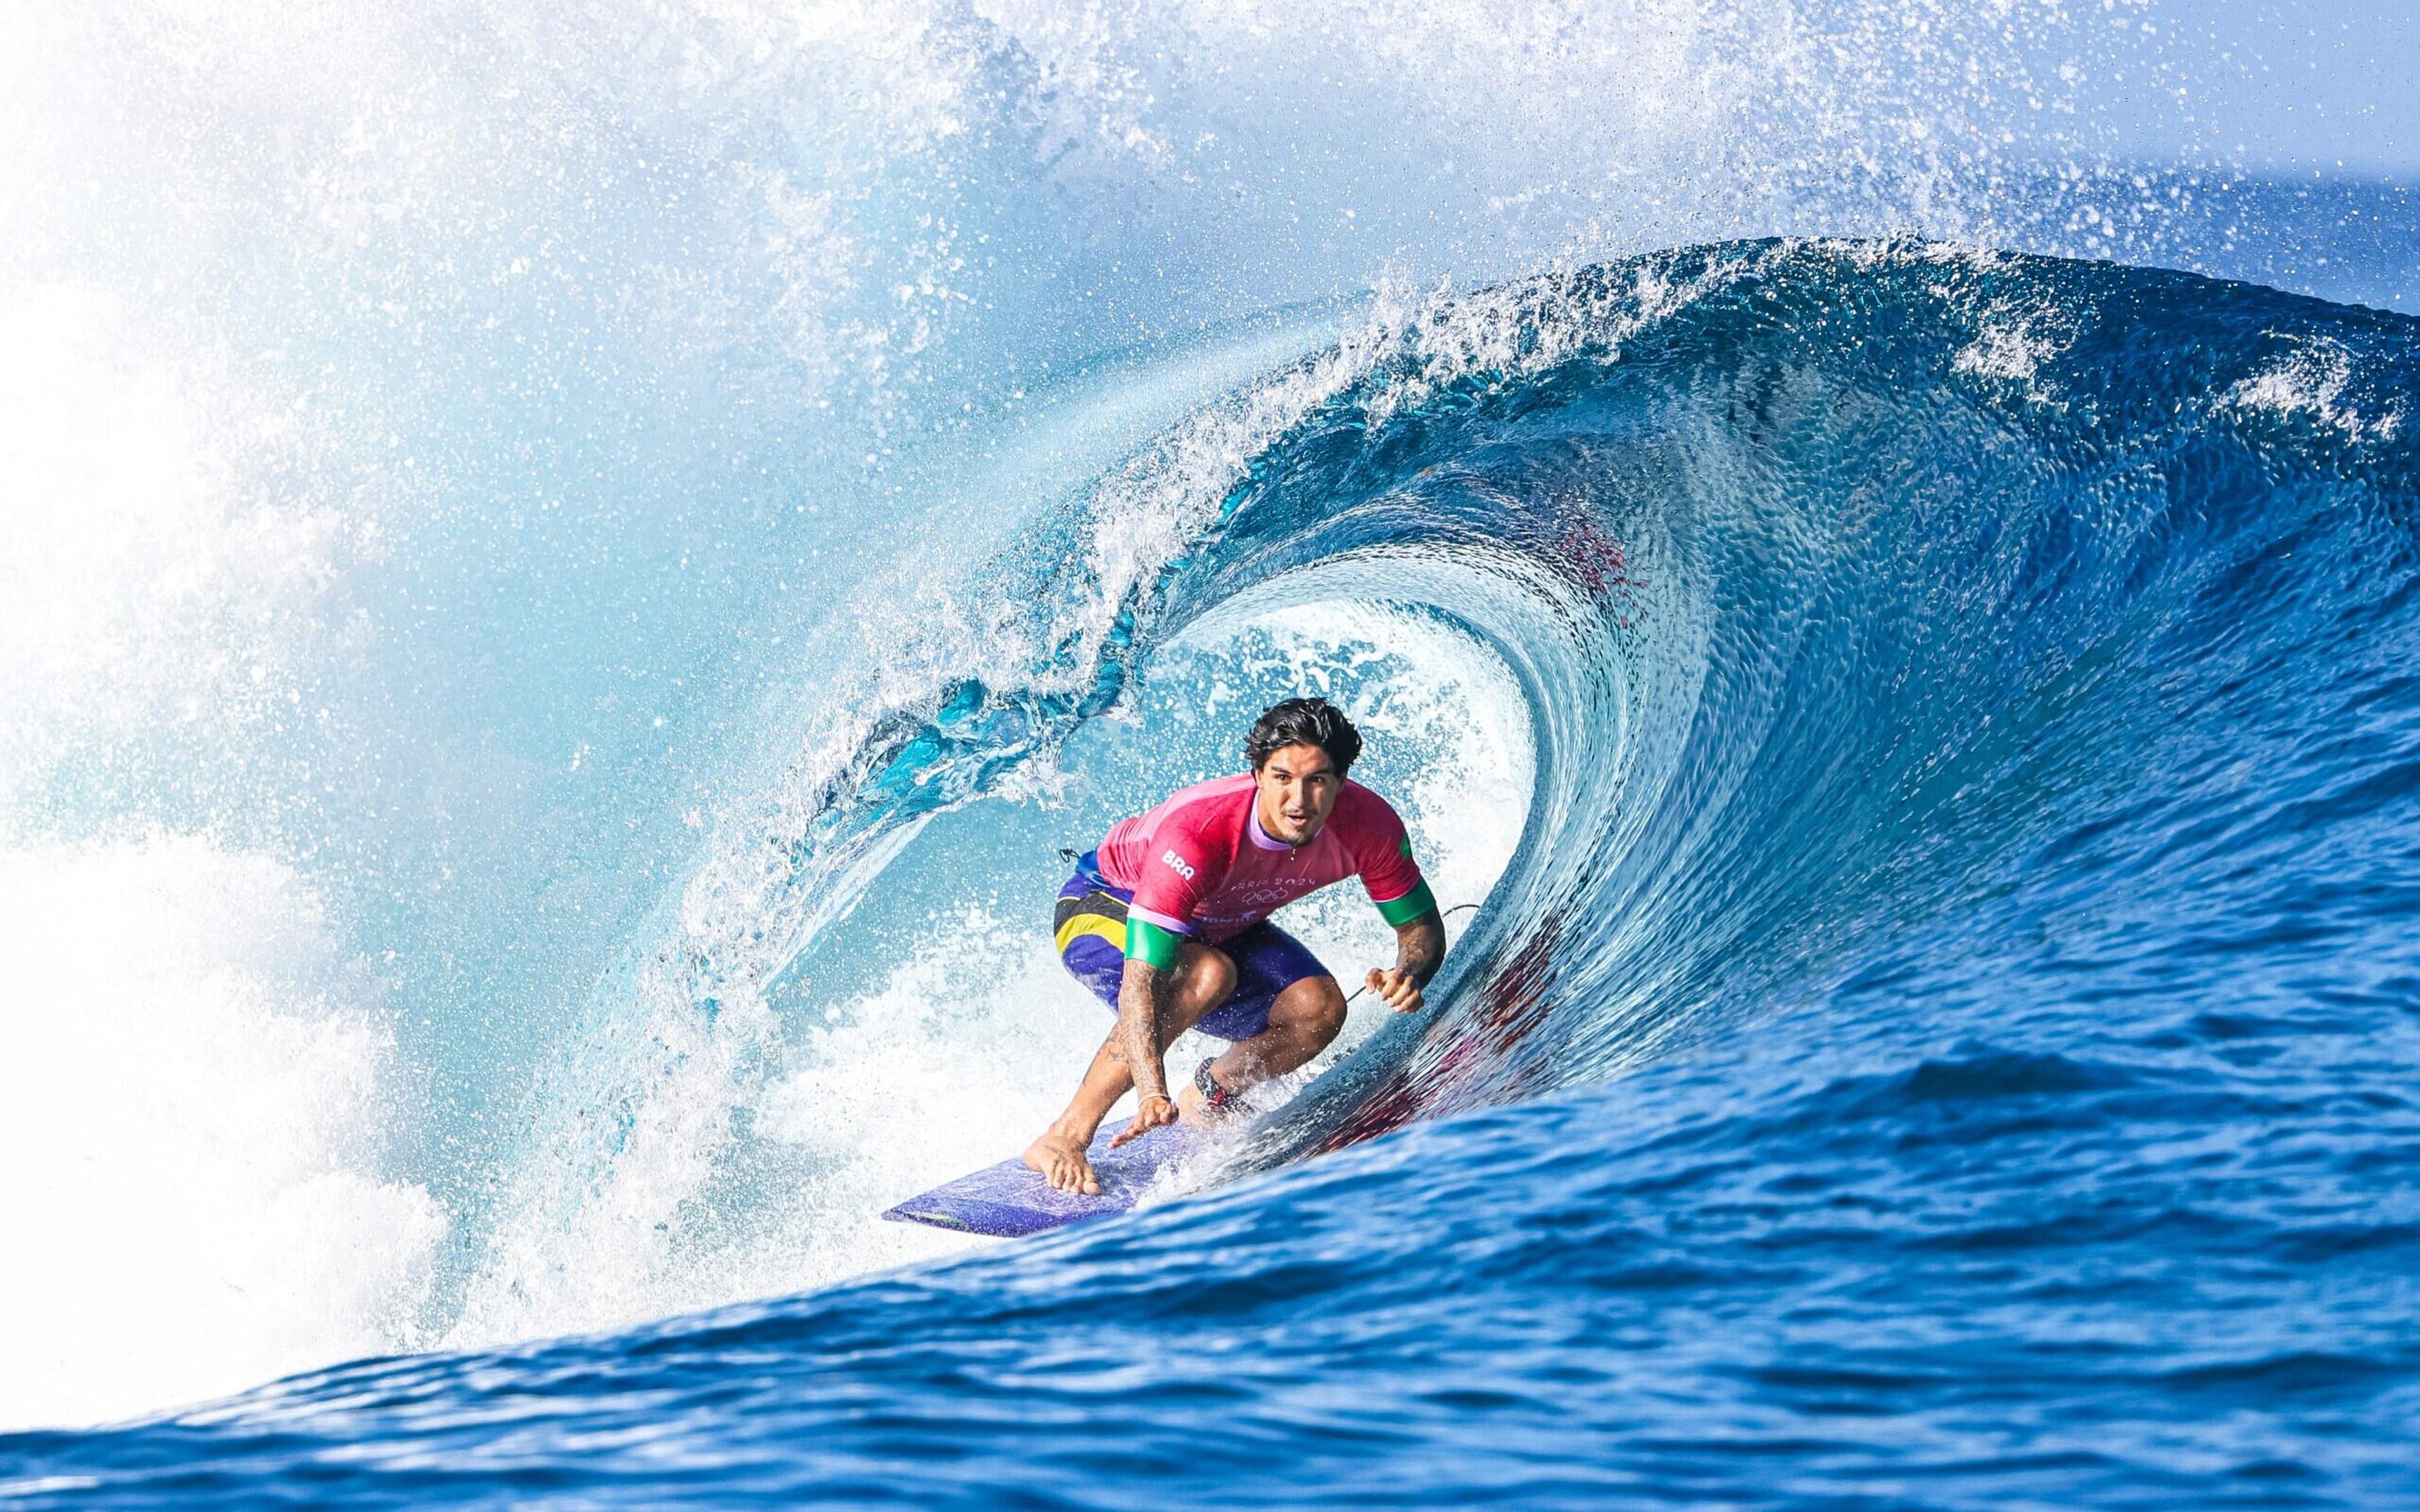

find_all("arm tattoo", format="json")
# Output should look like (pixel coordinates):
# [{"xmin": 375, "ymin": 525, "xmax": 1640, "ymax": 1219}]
[{"xmin": 1116, "ymin": 956, "xmax": 1173, "ymax": 1101}]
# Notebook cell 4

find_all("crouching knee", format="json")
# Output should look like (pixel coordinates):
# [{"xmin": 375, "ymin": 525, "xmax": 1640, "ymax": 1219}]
[{"xmin": 1277, "ymin": 975, "xmax": 1349, "ymax": 1047}]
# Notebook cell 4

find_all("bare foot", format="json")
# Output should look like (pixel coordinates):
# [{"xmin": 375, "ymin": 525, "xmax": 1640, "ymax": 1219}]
[{"xmin": 1023, "ymin": 1131, "xmax": 1100, "ymax": 1196}]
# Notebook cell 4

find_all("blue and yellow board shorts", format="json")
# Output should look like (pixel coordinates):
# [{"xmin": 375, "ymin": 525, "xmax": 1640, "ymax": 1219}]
[{"xmin": 1053, "ymin": 860, "xmax": 1328, "ymax": 1043}]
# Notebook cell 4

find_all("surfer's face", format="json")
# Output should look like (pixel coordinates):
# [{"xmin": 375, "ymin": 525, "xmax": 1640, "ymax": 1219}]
[{"xmin": 1253, "ymin": 743, "xmax": 1341, "ymax": 846}]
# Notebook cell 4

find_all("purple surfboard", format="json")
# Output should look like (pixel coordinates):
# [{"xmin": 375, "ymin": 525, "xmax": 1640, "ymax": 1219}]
[{"xmin": 883, "ymin": 1118, "xmax": 1214, "ymax": 1237}]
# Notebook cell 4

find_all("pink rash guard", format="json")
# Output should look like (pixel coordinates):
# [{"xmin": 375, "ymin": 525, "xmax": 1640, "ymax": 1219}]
[{"xmin": 1092, "ymin": 774, "xmax": 1436, "ymax": 965}]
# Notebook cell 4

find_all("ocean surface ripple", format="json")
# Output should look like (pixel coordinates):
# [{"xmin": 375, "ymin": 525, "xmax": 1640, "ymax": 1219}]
[{"xmin": 6, "ymin": 240, "xmax": 2420, "ymax": 1508}]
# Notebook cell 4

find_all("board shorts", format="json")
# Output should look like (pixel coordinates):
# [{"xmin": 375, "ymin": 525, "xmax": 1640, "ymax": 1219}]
[{"xmin": 1054, "ymin": 861, "xmax": 1329, "ymax": 1042}]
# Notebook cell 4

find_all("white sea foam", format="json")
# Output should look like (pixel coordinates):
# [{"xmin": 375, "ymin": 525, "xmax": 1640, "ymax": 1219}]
[
  {"xmin": 0, "ymin": 275, "xmax": 424, "ymax": 1434},
  {"xmin": 0, "ymin": 288, "xmax": 359, "ymax": 815},
  {"xmin": 0, "ymin": 157, "xmax": 413, "ymax": 1436},
  {"xmin": 0, "ymin": 836, "xmax": 442, "ymax": 1431},
  {"xmin": 750, "ymin": 915, "xmax": 1105, "ymax": 1279},
  {"xmin": 1952, "ymin": 317, "xmax": 2065, "ymax": 384},
  {"xmin": 2222, "ymin": 339, "xmax": 2404, "ymax": 442}
]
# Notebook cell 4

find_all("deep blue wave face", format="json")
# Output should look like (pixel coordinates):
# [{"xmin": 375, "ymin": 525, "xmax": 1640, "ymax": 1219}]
[{"xmin": 8, "ymin": 240, "xmax": 2420, "ymax": 1507}]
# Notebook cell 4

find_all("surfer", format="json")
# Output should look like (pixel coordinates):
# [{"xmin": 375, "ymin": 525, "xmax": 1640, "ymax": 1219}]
[{"xmin": 1024, "ymin": 697, "xmax": 1446, "ymax": 1194}]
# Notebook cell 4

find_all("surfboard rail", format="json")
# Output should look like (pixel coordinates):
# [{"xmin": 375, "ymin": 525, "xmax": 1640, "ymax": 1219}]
[{"xmin": 883, "ymin": 1118, "xmax": 1213, "ymax": 1237}]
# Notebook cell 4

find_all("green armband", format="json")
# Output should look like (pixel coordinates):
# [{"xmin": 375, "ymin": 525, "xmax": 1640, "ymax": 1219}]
[
  {"xmin": 1126, "ymin": 917, "xmax": 1185, "ymax": 971},
  {"xmin": 1374, "ymin": 879, "xmax": 1438, "ymax": 927}
]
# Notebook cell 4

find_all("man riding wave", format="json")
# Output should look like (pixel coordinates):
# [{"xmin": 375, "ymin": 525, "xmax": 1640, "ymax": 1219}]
[{"xmin": 1025, "ymin": 697, "xmax": 1448, "ymax": 1194}]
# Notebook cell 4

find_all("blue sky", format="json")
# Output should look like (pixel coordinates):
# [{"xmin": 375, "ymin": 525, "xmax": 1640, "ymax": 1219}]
[{"xmin": 2082, "ymin": 3, "xmax": 2416, "ymax": 172}]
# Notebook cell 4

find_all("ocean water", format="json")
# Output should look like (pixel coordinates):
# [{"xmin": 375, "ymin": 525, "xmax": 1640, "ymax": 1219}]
[{"xmin": 3, "ymin": 4, "xmax": 2419, "ymax": 1508}]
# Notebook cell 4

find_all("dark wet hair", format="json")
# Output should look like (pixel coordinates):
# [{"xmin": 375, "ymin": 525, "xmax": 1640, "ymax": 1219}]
[{"xmin": 1245, "ymin": 697, "xmax": 1362, "ymax": 776}]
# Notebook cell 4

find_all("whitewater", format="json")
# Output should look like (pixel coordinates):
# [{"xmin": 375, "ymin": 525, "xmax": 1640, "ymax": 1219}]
[{"xmin": 3, "ymin": 2, "xmax": 2417, "ymax": 1506}]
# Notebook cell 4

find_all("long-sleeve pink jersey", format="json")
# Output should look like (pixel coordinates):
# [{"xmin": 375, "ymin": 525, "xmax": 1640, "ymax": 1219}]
[{"xmin": 1091, "ymin": 773, "xmax": 1436, "ymax": 965}]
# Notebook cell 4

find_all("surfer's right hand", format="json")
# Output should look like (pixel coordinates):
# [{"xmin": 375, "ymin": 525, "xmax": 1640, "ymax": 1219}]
[
  {"xmin": 1109, "ymin": 1092, "xmax": 1177, "ymax": 1148},
  {"xmin": 1023, "ymin": 1131, "xmax": 1102, "ymax": 1196}
]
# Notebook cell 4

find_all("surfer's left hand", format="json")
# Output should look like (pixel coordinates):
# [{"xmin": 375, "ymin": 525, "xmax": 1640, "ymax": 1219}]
[{"xmin": 1366, "ymin": 966, "xmax": 1424, "ymax": 1014}]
